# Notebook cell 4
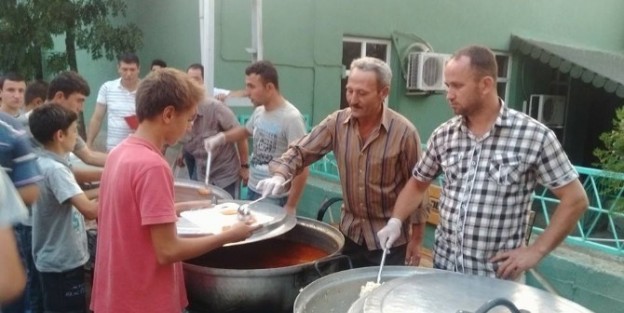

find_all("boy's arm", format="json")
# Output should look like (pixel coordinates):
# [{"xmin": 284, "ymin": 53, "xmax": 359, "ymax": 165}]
[
  {"xmin": 87, "ymin": 103, "xmax": 107, "ymax": 148},
  {"xmin": 73, "ymin": 167, "xmax": 103, "ymax": 184},
  {"xmin": 16, "ymin": 184, "xmax": 39, "ymax": 205},
  {"xmin": 149, "ymin": 221, "xmax": 258, "ymax": 265},
  {"xmin": 83, "ymin": 187, "xmax": 99, "ymax": 200},
  {"xmin": 69, "ymin": 193, "xmax": 98, "ymax": 220},
  {"xmin": 73, "ymin": 145, "xmax": 107, "ymax": 167},
  {"xmin": 0, "ymin": 226, "xmax": 26, "ymax": 303},
  {"xmin": 284, "ymin": 167, "xmax": 309, "ymax": 214}
]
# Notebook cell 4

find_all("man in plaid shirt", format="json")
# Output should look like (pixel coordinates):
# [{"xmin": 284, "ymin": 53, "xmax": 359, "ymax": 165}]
[{"xmin": 378, "ymin": 45, "xmax": 588, "ymax": 280}]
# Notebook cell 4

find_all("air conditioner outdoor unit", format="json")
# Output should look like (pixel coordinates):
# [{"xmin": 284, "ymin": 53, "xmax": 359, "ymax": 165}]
[
  {"xmin": 406, "ymin": 52, "xmax": 449, "ymax": 92},
  {"xmin": 527, "ymin": 94, "xmax": 566, "ymax": 126}
]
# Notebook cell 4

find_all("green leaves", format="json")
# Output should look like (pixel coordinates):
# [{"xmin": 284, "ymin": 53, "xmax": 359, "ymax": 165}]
[{"xmin": 0, "ymin": 0, "xmax": 142, "ymax": 78}]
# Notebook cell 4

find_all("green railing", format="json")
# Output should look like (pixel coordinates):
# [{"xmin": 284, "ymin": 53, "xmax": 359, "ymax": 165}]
[{"xmin": 309, "ymin": 152, "xmax": 624, "ymax": 255}]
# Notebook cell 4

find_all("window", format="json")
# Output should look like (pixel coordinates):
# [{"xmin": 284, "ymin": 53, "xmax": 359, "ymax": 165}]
[
  {"xmin": 341, "ymin": 37, "xmax": 392, "ymax": 108},
  {"xmin": 495, "ymin": 53, "xmax": 511, "ymax": 101}
]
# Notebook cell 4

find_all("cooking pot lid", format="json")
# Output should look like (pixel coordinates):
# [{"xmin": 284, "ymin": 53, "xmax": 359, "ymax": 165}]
[
  {"xmin": 176, "ymin": 200, "xmax": 296, "ymax": 246},
  {"xmin": 293, "ymin": 266, "xmax": 420, "ymax": 313},
  {"xmin": 357, "ymin": 270, "xmax": 593, "ymax": 313},
  {"xmin": 174, "ymin": 179, "xmax": 232, "ymax": 202}
]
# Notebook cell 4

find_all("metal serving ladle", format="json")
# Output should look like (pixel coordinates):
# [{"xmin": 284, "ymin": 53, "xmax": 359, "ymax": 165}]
[
  {"xmin": 376, "ymin": 247, "xmax": 388, "ymax": 284},
  {"xmin": 237, "ymin": 194, "xmax": 267, "ymax": 220},
  {"xmin": 204, "ymin": 151, "xmax": 212, "ymax": 186}
]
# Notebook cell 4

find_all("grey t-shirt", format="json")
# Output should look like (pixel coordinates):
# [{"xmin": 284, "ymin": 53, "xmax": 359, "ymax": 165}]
[
  {"xmin": 246, "ymin": 100, "xmax": 306, "ymax": 196},
  {"xmin": 0, "ymin": 168, "xmax": 28, "ymax": 227},
  {"xmin": 32, "ymin": 150, "xmax": 88, "ymax": 272}
]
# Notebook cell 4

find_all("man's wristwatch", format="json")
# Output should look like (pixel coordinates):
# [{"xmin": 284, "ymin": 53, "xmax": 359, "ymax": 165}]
[{"xmin": 241, "ymin": 163, "xmax": 249, "ymax": 169}]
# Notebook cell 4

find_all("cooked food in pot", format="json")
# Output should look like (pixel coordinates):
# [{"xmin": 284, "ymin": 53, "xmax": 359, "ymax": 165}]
[{"xmin": 359, "ymin": 281, "xmax": 382, "ymax": 298}]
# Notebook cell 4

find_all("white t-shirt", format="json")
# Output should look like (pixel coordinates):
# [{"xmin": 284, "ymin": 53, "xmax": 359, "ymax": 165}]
[{"xmin": 96, "ymin": 78, "xmax": 137, "ymax": 150}]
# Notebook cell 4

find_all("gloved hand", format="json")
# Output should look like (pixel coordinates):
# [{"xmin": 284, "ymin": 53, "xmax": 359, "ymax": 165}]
[
  {"xmin": 256, "ymin": 175, "xmax": 286, "ymax": 198},
  {"xmin": 204, "ymin": 132, "xmax": 226, "ymax": 151},
  {"xmin": 377, "ymin": 217, "xmax": 402, "ymax": 249}
]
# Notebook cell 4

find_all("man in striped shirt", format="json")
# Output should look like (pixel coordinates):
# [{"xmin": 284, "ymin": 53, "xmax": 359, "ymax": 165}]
[
  {"xmin": 379, "ymin": 45, "xmax": 588, "ymax": 280},
  {"xmin": 258, "ymin": 57, "xmax": 428, "ymax": 267},
  {"xmin": 87, "ymin": 52, "xmax": 140, "ymax": 151}
]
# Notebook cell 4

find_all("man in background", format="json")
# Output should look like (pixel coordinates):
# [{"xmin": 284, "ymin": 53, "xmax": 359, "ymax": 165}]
[
  {"xmin": 22, "ymin": 80, "xmax": 48, "ymax": 117},
  {"xmin": 47, "ymin": 71, "xmax": 107, "ymax": 183},
  {"xmin": 204, "ymin": 60, "xmax": 309, "ymax": 213},
  {"xmin": 180, "ymin": 64, "xmax": 249, "ymax": 198},
  {"xmin": 150, "ymin": 59, "xmax": 167, "ymax": 71},
  {"xmin": 87, "ymin": 52, "xmax": 140, "ymax": 151},
  {"xmin": 0, "ymin": 73, "xmax": 26, "ymax": 118}
]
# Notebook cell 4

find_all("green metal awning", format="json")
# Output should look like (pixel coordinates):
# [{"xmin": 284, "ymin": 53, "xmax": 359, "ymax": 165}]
[{"xmin": 510, "ymin": 35, "xmax": 624, "ymax": 98}]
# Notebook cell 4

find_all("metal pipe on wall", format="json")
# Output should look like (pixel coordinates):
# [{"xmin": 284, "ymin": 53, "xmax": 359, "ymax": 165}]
[
  {"xmin": 199, "ymin": 0, "xmax": 215, "ymax": 95},
  {"xmin": 250, "ymin": 0, "xmax": 263, "ymax": 61}
]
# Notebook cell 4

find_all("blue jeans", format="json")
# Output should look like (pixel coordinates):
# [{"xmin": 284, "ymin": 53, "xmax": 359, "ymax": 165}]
[
  {"xmin": 3, "ymin": 224, "xmax": 44, "ymax": 313},
  {"xmin": 40, "ymin": 266, "xmax": 86, "ymax": 313},
  {"xmin": 246, "ymin": 189, "xmax": 287, "ymax": 207}
]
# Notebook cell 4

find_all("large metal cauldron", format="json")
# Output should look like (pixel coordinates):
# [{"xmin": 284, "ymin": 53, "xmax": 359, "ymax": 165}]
[
  {"xmin": 294, "ymin": 266, "xmax": 419, "ymax": 313},
  {"xmin": 183, "ymin": 217, "xmax": 345, "ymax": 313},
  {"xmin": 295, "ymin": 267, "xmax": 594, "ymax": 313}
]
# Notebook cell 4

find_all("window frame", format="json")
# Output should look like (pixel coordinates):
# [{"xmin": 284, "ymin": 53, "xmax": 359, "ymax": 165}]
[{"xmin": 341, "ymin": 36, "xmax": 392, "ymax": 108}]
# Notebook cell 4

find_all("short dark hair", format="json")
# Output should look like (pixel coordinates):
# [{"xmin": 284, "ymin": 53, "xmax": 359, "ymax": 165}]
[
  {"xmin": 245, "ymin": 60, "xmax": 279, "ymax": 90},
  {"xmin": 186, "ymin": 63, "xmax": 204, "ymax": 79},
  {"xmin": 452, "ymin": 45, "xmax": 498, "ymax": 82},
  {"xmin": 29, "ymin": 103, "xmax": 78, "ymax": 145},
  {"xmin": 48, "ymin": 71, "xmax": 90, "ymax": 100},
  {"xmin": 118, "ymin": 52, "xmax": 140, "ymax": 66},
  {"xmin": 135, "ymin": 68, "xmax": 205, "ymax": 122},
  {"xmin": 151, "ymin": 59, "xmax": 167, "ymax": 68},
  {"xmin": 1, "ymin": 72, "xmax": 25, "ymax": 89},
  {"xmin": 25, "ymin": 80, "xmax": 49, "ymax": 105}
]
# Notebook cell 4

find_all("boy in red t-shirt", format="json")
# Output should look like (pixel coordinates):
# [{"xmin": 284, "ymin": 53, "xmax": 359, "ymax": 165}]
[{"xmin": 91, "ymin": 68, "xmax": 258, "ymax": 313}]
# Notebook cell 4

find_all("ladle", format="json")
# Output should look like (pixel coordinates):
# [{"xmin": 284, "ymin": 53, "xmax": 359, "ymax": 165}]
[
  {"xmin": 376, "ymin": 247, "xmax": 388, "ymax": 284},
  {"xmin": 204, "ymin": 151, "xmax": 212, "ymax": 186},
  {"xmin": 237, "ymin": 194, "xmax": 267, "ymax": 220}
]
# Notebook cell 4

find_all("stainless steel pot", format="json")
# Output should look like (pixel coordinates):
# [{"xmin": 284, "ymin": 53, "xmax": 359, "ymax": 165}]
[
  {"xmin": 183, "ymin": 217, "xmax": 345, "ymax": 313},
  {"xmin": 295, "ymin": 267, "xmax": 594, "ymax": 313},
  {"xmin": 293, "ymin": 266, "xmax": 419, "ymax": 313}
]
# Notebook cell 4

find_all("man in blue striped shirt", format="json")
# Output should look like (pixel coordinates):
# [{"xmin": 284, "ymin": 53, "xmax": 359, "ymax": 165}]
[{"xmin": 0, "ymin": 112, "xmax": 43, "ymax": 313}]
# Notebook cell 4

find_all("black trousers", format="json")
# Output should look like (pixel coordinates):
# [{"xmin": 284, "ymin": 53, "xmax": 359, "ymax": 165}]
[
  {"xmin": 40, "ymin": 266, "xmax": 86, "ymax": 313},
  {"xmin": 341, "ymin": 236, "xmax": 407, "ymax": 269}
]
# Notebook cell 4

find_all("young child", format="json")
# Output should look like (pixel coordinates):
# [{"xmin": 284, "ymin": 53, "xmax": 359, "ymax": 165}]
[
  {"xmin": 90, "ymin": 68, "xmax": 258, "ymax": 313},
  {"xmin": 29, "ymin": 103, "xmax": 98, "ymax": 313}
]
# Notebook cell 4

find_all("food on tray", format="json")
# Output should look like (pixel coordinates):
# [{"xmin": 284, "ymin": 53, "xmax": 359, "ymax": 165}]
[
  {"xmin": 221, "ymin": 208, "xmax": 238, "ymax": 215},
  {"xmin": 180, "ymin": 203, "xmax": 274, "ymax": 235},
  {"xmin": 359, "ymin": 281, "xmax": 382, "ymax": 298},
  {"xmin": 197, "ymin": 187, "xmax": 211, "ymax": 196},
  {"xmin": 216, "ymin": 202, "xmax": 239, "ymax": 215}
]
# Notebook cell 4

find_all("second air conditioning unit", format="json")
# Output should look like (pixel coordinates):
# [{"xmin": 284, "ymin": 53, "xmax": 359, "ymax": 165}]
[
  {"xmin": 406, "ymin": 52, "xmax": 449, "ymax": 92},
  {"xmin": 527, "ymin": 94, "xmax": 566, "ymax": 126}
]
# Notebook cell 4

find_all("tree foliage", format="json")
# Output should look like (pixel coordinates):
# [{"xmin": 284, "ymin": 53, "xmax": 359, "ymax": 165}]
[
  {"xmin": 0, "ymin": 0, "xmax": 142, "ymax": 78},
  {"xmin": 594, "ymin": 106, "xmax": 624, "ymax": 211}
]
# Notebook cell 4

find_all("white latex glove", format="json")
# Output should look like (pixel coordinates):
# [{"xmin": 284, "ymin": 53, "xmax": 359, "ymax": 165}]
[
  {"xmin": 255, "ymin": 175, "xmax": 286, "ymax": 198},
  {"xmin": 204, "ymin": 132, "xmax": 226, "ymax": 151},
  {"xmin": 377, "ymin": 217, "xmax": 402, "ymax": 249}
]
